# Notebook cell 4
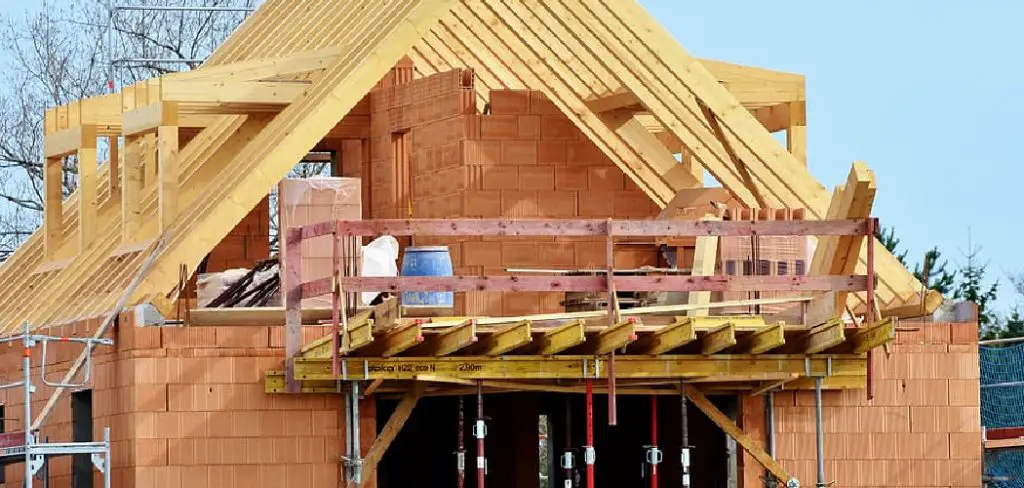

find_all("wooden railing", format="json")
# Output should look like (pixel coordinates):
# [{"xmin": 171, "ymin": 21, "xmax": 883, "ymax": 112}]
[{"xmin": 280, "ymin": 217, "xmax": 878, "ymax": 393}]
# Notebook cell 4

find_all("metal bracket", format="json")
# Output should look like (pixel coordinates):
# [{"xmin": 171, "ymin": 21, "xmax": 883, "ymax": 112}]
[
  {"xmin": 28, "ymin": 455, "xmax": 44, "ymax": 476},
  {"xmin": 644, "ymin": 446, "xmax": 663, "ymax": 465},
  {"xmin": 472, "ymin": 420, "xmax": 487, "ymax": 439},
  {"xmin": 560, "ymin": 451, "xmax": 575, "ymax": 469},
  {"xmin": 583, "ymin": 446, "xmax": 595, "ymax": 465},
  {"xmin": 786, "ymin": 478, "xmax": 801, "ymax": 488},
  {"xmin": 91, "ymin": 453, "xmax": 107, "ymax": 473}
]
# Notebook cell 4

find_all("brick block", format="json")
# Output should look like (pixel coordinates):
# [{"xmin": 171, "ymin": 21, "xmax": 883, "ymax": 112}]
[
  {"xmin": 501, "ymin": 190, "xmax": 539, "ymax": 217},
  {"xmin": 481, "ymin": 115, "xmax": 519, "ymax": 139},
  {"xmin": 574, "ymin": 241, "xmax": 606, "ymax": 267},
  {"xmin": 215, "ymin": 326, "xmax": 269, "ymax": 348},
  {"xmin": 162, "ymin": 327, "xmax": 217, "ymax": 349},
  {"xmin": 537, "ymin": 141, "xmax": 566, "ymax": 164},
  {"xmin": 578, "ymin": 190, "xmax": 615, "ymax": 217},
  {"xmin": 502, "ymin": 241, "xmax": 540, "ymax": 266},
  {"xmin": 503, "ymin": 293, "xmax": 540, "ymax": 316},
  {"xmin": 518, "ymin": 115, "xmax": 541, "ymax": 139},
  {"xmin": 588, "ymin": 166, "xmax": 625, "ymax": 190},
  {"xmin": 554, "ymin": 167, "xmax": 588, "ymax": 191},
  {"xmin": 530, "ymin": 91, "xmax": 560, "ymax": 114},
  {"xmin": 614, "ymin": 190, "xmax": 655, "ymax": 217},
  {"xmin": 481, "ymin": 165, "xmax": 519, "ymax": 190},
  {"xmin": 464, "ymin": 140, "xmax": 501, "ymax": 165},
  {"xmin": 947, "ymin": 379, "xmax": 980, "ymax": 406},
  {"xmin": 537, "ymin": 191, "xmax": 577, "ymax": 217},
  {"xmin": 923, "ymin": 323, "xmax": 951, "ymax": 344},
  {"xmin": 464, "ymin": 241, "xmax": 502, "ymax": 267},
  {"xmin": 502, "ymin": 140, "xmax": 538, "ymax": 165},
  {"xmin": 949, "ymin": 322, "xmax": 978, "ymax": 344},
  {"xmin": 948, "ymin": 431, "xmax": 982, "ymax": 459},
  {"xmin": 566, "ymin": 141, "xmax": 604, "ymax": 165},
  {"xmin": 614, "ymin": 248, "xmax": 658, "ymax": 269},
  {"xmin": 519, "ymin": 165, "xmax": 554, "ymax": 190},
  {"xmin": 490, "ymin": 90, "xmax": 531, "ymax": 114},
  {"xmin": 902, "ymin": 379, "xmax": 949, "ymax": 406},
  {"xmin": 463, "ymin": 191, "xmax": 502, "ymax": 217},
  {"xmin": 536, "ymin": 241, "xmax": 575, "ymax": 267},
  {"xmin": 540, "ymin": 115, "xmax": 580, "ymax": 140}
]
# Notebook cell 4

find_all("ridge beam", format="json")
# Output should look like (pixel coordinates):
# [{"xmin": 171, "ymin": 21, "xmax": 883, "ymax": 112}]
[{"xmin": 701, "ymin": 322, "xmax": 737, "ymax": 355}]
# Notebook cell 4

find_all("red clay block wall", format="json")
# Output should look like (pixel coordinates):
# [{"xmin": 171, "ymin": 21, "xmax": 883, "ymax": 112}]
[
  {"xmin": 379, "ymin": 81, "xmax": 660, "ymax": 316},
  {"xmin": 739, "ymin": 322, "xmax": 982, "ymax": 488},
  {"xmin": 0, "ymin": 317, "xmax": 366, "ymax": 488}
]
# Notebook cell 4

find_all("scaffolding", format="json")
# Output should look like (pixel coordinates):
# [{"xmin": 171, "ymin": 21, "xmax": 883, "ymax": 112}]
[
  {"xmin": 0, "ymin": 322, "xmax": 113, "ymax": 488},
  {"xmin": 105, "ymin": 2, "xmax": 256, "ymax": 92}
]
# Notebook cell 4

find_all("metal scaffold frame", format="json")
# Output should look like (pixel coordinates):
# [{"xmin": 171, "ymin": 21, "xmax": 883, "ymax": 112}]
[
  {"xmin": 0, "ymin": 322, "xmax": 114, "ymax": 488},
  {"xmin": 105, "ymin": 1, "xmax": 256, "ymax": 91}
]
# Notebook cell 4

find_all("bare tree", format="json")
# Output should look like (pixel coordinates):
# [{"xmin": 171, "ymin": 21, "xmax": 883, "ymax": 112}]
[{"xmin": 0, "ymin": 0, "xmax": 256, "ymax": 260}]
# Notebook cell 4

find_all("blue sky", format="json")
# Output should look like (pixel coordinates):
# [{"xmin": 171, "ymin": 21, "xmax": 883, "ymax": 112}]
[
  {"xmin": 637, "ymin": 0, "xmax": 1024, "ymax": 314},
  {"xmin": 2, "ymin": 1, "xmax": 1021, "ymax": 314}
]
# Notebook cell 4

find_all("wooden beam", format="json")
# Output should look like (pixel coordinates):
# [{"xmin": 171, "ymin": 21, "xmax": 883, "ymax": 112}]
[
  {"xmin": 123, "ymin": 102, "xmax": 178, "ymax": 137},
  {"xmin": 850, "ymin": 317, "xmax": 896, "ymax": 353},
  {"xmin": 347, "ymin": 383, "xmax": 425, "ymax": 488},
  {"xmin": 801, "ymin": 318, "xmax": 846, "ymax": 354},
  {"xmin": 810, "ymin": 162, "xmax": 876, "ymax": 310},
  {"xmin": 294, "ymin": 355, "xmax": 868, "ymax": 382},
  {"xmin": 743, "ymin": 323, "xmax": 785, "ymax": 354},
  {"xmin": 44, "ymin": 126, "xmax": 88, "ymax": 158},
  {"xmin": 585, "ymin": 89, "xmax": 642, "ymax": 113},
  {"xmin": 682, "ymin": 384, "xmax": 796, "ymax": 484},
  {"xmin": 701, "ymin": 322, "xmax": 736, "ymax": 354},
  {"xmin": 339, "ymin": 275, "xmax": 868, "ymax": 294},
  {"xmin": 77, "ymin": 126, "xmax": 99, "ymax": 250},
  {"xmin": 108, "ymin": 136, "xmax": 120, "ymax": 195},
  {"xmin": 472, "ymin": 320, "xmax": 532, "ymax": 356},
  {"xmin": 43, "ymin": 156, "xmax": 63, "ymax": 260},
  {"xmin": 301, "ymin": 310, "xmax": 374, "ymax": 358},
  {"xmin": 362, "ymin": 322, "xmax": 425, "ymax": 358},
  {"xmin": 157, "ymin": 123, "xmax": 180, "ymax": 232},
  {"xmin": 697, "ymin": 58, "xmax": 805, "ymax": 107},
  {"xmin": 161, "ymin": 79, "xmax": 309, "ymax": 106},
  {"xmin": 142, "ymin": 133, "xmax": 158, "ymax": 193},
  {"xmin": 168, "ymin": 45, "xmax": 344, "ymax": 82},
  {"xmin": 586, "ymin": 319, "xmax": 638, "ymax": 355},
  {"xmin": 121, "ymin": 135, "xmax": 144, "ymax": 241},
  {"xmin": 787, "ymin": 101, "xmax": 807, "ymax": 167},
  {"xmin": 637, "ymin": 316, "xmax": 696, "ymax": 355},
  {"xmin": 751, "ymin": 374, "xmax": 800, "ymax": 396},
  {"xmin": 414, "ymin": 320, "xmax": 478, "ymax": 356},
  {"xmin": 534, "ymin": 320, "xmax": 586, "ymax": 355},
  {"xmin": 688, "ymin": 216, "xmax": 720, "ymax": 316}
]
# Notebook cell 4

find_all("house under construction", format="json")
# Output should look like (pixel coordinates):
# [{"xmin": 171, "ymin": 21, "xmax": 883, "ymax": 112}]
[{"xmin": 0, "ymin": 1, "xmax": 984, "ymax": 487}]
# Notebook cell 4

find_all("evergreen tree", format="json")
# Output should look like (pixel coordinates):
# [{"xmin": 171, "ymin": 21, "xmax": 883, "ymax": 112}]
[
  {"xmin": 952, "ymin": 236, "xmax": 1001, "ymax": 339},
  {"xmin": 875, "ymin": 225, "xmax": 908, "ymax": 267},
  {"xmin": 913, "ymin": 247, "xmax": 957, "ymax": 296}
]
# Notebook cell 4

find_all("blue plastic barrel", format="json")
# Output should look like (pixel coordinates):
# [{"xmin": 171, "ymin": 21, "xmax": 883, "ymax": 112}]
[{"xmin": 400, "ymin": 246, "xmax": 454, "ymax": 308}]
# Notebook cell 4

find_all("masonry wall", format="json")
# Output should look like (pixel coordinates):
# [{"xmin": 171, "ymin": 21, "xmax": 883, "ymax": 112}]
[
  {"xmin": 739, "ymin": 321, "xmax": 982, "ymax": 488},
  {"xmin": 204, "ymin": 195, "xmax": 271, "ymax": 273},
  {"xmin": 0, "ymin": 318, "xmax": 367, "ymax": 488}
]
